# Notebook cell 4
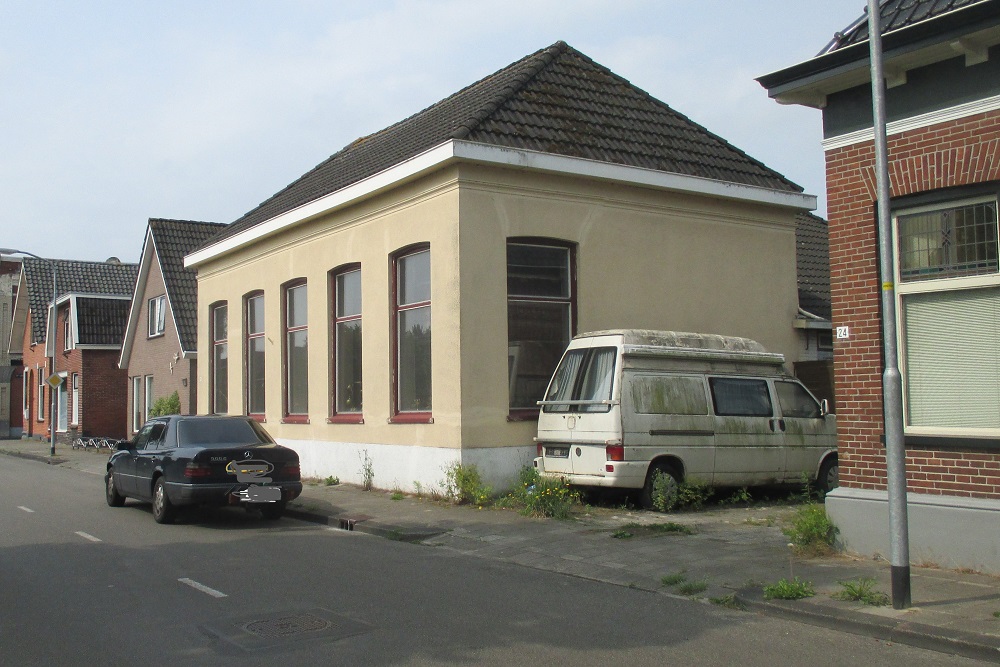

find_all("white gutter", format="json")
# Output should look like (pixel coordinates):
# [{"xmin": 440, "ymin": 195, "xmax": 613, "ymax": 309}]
[{"xmin": 185, "ymin": 139, "xmax": 816, "ymax": 269}]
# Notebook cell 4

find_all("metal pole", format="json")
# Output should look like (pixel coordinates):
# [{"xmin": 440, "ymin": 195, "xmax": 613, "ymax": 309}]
[
  {"xmin": 50, "ymin": 262, "xmax": 57, "ymax": 457},
  {"xmin": 867, "ymin": 0, "xmax": 911, "ymax": 609}
]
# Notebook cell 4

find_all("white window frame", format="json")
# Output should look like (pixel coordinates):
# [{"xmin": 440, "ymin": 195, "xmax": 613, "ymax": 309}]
[
  {"xmin": 894, "ymin": 194, "xmax": 1000, "ymax": 438},
  {"xmin": 63, "ymin": 312, "xmax": 72, "ymax": 351},
  {"xmin": 132, "ymin": 376, "xmax": 143, "ymax": 432},
  {"xmin": 23, "ymin": 368, "xmax": 31, "ymax": 421},
  {"xmin": 71, "ymin": 373, "xmax": 80, "ymax": 425},
  {"xmin": 36, "ymin": 365, "xmax": 45, "ymax": 421},
  {"xmin": 144, "ymin": 375, "xmax": 154, "ymax": 421},
  {"xmin": 148, "ymin": 295, "xmax": 166, "ymax": 337}
]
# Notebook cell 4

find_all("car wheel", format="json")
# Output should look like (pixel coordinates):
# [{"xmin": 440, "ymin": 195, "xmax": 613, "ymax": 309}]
[
  {"xmin": 640, "ymin": 463, "xmax": 680, "ymax": 511},
  {"xmin": 818, "ymin": 456, "xmax": 839, "ymax": 494},
  {"xmin": 105, "ymin": 469, "xmax": 125, "ymax": 507},
  {"xmin": 152, "ymin": 477, "xmax": 176, "ymax": 524},
  {"xmin": 259, "ymin": 502, "xmax": 286, "ymax": 521}
]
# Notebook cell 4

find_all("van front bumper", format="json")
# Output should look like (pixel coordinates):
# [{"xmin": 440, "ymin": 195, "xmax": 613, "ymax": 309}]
[{"xmin": 534, "ymin": 457, "xmax": 647, "ymax": 490}]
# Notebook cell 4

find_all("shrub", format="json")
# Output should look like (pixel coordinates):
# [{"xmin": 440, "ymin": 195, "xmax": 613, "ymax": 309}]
[
  {"xmin": 783, "ymin": 503, "xmax": 837, "ymax": 555},
  {"xmin": 652, "ymin": 473, "xmax": 712, "ymax": 512},
  {"xmin": 148, "ymin": 391, "xmax": 181, "ymax": 417},
  {"xmin": 443, "ymin": 462, "xmax": 492, "ymax": 505}
]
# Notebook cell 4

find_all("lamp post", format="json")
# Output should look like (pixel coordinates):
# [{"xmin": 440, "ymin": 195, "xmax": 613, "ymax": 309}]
[{"xmin": 0, "ymin": 248, "xmax": 58, "ymax": 457}]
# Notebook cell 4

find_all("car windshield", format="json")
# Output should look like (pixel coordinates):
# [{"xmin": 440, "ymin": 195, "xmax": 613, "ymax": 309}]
[{"xmin": 176, "ymin": 419, "xmax": 272, "ymax": 448}]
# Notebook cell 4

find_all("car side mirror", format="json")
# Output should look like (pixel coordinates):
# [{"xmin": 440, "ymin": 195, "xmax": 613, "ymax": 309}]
[
  {"xmin": 820, "ymin": 399, "xmax": 830, "ymax": 417},
  {"xmin": 116, "ymin": 441, "xmax": 132, "ymax": 451}
]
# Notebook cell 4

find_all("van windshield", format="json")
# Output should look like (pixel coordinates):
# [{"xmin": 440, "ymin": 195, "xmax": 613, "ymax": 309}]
[{"xmin": 542, "ymin": 346, "xmax": 616, "ymax": 413}]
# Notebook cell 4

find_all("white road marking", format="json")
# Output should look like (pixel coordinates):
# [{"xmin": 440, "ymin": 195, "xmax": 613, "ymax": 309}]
[
  {"xmin": 178, "ymin": 578, "xmax": 228, "ymax": 598},
  {"xmin": 17, "ymin": 506, "xmax": 34, "ymax": 513},
  {"xmin": 75, "ymin": 531, "xmax": 102, "ymax": 542}
]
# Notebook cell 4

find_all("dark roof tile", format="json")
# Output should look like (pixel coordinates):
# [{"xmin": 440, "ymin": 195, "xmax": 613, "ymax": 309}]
[
  {"xmin": 76, "ymin": 298, "xmax": 131, "ymax": 346},
  {"xmin": 204, "ymin": 42, "xmax": 802, "ymax": 250},
  {"xmin": 795, "ymin": 212, "xmax": 831, "ymax": 320},
  {"xmin": 824, "ymin": 0, "xmax": 982, "ymax": 52}
]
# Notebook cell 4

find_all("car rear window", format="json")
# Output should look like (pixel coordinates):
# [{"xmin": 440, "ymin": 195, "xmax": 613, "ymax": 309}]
[{"xmin": 176, "ymin": 419, "xmax": 272, "ymax": 447}]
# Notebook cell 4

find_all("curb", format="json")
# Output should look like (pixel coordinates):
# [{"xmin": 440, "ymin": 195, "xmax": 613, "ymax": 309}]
[
  {"xmin": 283, "ymin": 506, "xmax": 442, "ymax": 543},
  {"xmin": 735, "ymin": 589, "xmax": 1000, "ymax": 663},
  {"xmin": 0, "ymin": 448, "xmax": 67, "ymax": 466}
]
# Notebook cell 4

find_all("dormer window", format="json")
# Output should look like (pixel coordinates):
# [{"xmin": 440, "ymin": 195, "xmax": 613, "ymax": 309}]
[{"xmin": 148, "ymin": 295, "xmax": 166, "ymax": 337}]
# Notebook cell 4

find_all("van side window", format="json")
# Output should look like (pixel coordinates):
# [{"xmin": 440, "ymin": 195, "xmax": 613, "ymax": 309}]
[
  {"xmin": 709, "ymin": 378, "xmax": 772, "ymax": 417},
  {"xmin": 775, "ymin": 381, "xmax": 821, "ymax": 418},
  {"xmin": 543, "ymin": 347, "xmax": 616, "ymax": 413},
  {"xmin": 630, "ymin": 376, "xmax": 708, "ymax": 415}
]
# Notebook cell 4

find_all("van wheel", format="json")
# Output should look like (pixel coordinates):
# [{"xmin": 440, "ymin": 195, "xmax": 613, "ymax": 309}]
[
  {"xmin": 818, "ymin": 457, "xmax": 839, "ymax": 494},
  {"xmin": 640, "ymin": 464, "xmax": 680, "ymax": 511}
]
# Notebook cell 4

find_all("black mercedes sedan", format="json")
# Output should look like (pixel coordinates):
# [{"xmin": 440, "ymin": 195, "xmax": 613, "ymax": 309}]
[{"xmin": 105, "ymin": 415, "xmax": 302, "ymax": 523}]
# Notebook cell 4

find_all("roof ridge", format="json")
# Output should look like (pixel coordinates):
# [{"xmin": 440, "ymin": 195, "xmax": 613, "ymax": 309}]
[{"xmin": 451, "ymin": 41, "xmax": 567, "ymax": 140}]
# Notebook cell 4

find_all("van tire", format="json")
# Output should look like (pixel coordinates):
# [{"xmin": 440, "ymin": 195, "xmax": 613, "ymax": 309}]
[
  {"xmin": 640, "ymin": 463, "xmax": 680, "ymax": 511},
  {"xmin": 818, "ymin": 456, "xmax": 839, "ymax": 494}
]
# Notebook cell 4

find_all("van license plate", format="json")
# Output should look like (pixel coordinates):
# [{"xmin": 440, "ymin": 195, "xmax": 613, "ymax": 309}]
[{"xmin": 546, "ymin": 447, "xmax": 569, "ymax": 458}]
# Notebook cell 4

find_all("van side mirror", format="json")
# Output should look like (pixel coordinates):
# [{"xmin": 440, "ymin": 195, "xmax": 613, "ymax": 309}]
[{"xmin": 820, "ymin": 399, "xmax": 830, "ymax": 417}]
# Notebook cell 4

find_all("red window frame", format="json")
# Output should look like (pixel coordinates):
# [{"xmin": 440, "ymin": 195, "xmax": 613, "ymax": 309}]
[
  {"xmin": 390, "ymin": 245, "xmax": 432, "ymax": 424},
  {"xmin": 329, "ymin": 264, "xmax": 363, "ymax": 423},
  {"xmin": 282, "ymin": 280, "xmax": 309, "ymax": 423},
  {"xmin": 210, "ymin": 302, "xmax": 228, "ymax": 414},
  {"xmin": 244, "ymin": 291, "xmax": 265, "ymax": 421}
]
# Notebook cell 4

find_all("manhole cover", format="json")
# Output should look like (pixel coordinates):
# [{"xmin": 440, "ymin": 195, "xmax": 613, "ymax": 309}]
[
  {"xmin": 202, "ymin": 608, "xmax": 371, "ymax": 652},
  {"xmin": 243, "ymin": 613, "xmax": 331, "ymax": 639}
]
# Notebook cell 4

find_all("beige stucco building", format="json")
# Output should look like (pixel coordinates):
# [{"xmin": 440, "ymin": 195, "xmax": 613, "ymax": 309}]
[{"xmin": 186, "ymin": 42, "xmax": 815, "ymax": 492}]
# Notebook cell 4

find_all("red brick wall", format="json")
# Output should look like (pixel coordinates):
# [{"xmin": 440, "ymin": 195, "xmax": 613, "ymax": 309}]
[
  {"xmin": 20, "ymin": 310, "xmax": 48, "ymax": 439},
  {"xmin": 82, "ymin": 350, "xmax": 129, "ymax": 440},
  {"xmin": 827, "ymin": 108, "xmax": 1000, "ymax": 499}
]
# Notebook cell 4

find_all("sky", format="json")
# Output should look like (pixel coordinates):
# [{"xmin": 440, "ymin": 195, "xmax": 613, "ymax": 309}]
[{"xmin": 0, "ymin": 1, "xmax": 867, "ymax": 264}]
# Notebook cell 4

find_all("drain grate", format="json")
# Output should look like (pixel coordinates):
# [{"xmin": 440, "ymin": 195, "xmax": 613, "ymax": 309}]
[
  {"xmin": 202, "ymin": 607, "xmax": 372, "ymax": 652},
  {"xmin": 243, "ymin": 613, "xmax": 331, "ymax": 639}
]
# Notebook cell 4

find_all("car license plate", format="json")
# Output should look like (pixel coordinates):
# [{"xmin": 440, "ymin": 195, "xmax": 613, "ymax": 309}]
[
  {"xmin": 245, "ymin": 485, "xmax": 282, "ymax": 503},
  {"xmin": 546, "ymin": 446, "xmax": 569, "ymax": 458}
]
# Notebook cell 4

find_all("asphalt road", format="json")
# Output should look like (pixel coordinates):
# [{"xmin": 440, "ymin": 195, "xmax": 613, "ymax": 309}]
[{"xmin": 0, "ymin": 456, "xmax": 988, "ymax": 666}]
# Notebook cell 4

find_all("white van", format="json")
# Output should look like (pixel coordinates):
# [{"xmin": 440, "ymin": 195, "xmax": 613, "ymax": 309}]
[{"xmin": 533, "ymin": 330, "xmax": 837, "ymax": 507}]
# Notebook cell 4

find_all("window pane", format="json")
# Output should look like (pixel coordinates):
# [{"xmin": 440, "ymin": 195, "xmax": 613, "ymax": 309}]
[
  {"xmin": 543, "ymin": 349, "xmax": 584, "ymax": 413},
  {"xmin": 337, "ymin": 270, "xmax": 362, "ymax": 317},
  {"xmin": 710, "ymin": 378, "xmax": 772, "ymax": 417},
  {"xmin": 213, "ymin": 305, "xmax": 227, "ymax": 341},
  {"xmin": 508, "ymin": 301, "xmax": 571, "ymax": 409},
  {"xmin": 507, "ymin": 244, "xmax": 570, "ymax": 297},
  {"xmin": 631, "ymin": 376, "xmax": 708, "ymax": 415},
  {"xmin": 287, "ymin": 329, "xmax": 309, "ymax": 414},
  {"xmin": 775, "ymin": 381, "xmax": 820, "ymax": 418},
  {"xmin": 247, "ymin": 336, "xmax": 265, "ymax": 414},
  {"xmin": 247, "ymin": 294, "xmax": 264, "ymax": 335},
  {"xmin": 398, "ymin": 251, "xmax": 430, "ymax": 306},
  {"xmin": 336, "ymin": 320, "xmax": 363, "ymax": 412},
  {"xmin": 398, "ymin": 306, "xmax": 431, "ymax": 411},
  {"xmin": 903, "ymin": 287, "xmax": 1000, "ymax": 428},
  {"xmin": 213, "ymin": 342, "xmax": 228, "ymax": 413},
  {"xmin": 287, "ymin": 284, "xmax": 307, "ymax": 328},
  {"xmin": 576, "ymin": 347, "xmax": 616, "ymax": 413},
  {"xmin": 898, "ymin": 201, "xmax": 998, "ymax": 281}
]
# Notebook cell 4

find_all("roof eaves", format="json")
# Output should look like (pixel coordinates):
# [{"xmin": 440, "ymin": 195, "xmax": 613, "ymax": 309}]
[{"xmin": 119, "ymin": 227, "xmax": 155, "ymax": 369}]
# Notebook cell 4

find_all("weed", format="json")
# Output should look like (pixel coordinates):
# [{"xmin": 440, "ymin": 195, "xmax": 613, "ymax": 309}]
[
  {"xmin": 721, "ymin": 487, "xmax": 752, "ymax": 506},
  {"xmin": 709, "ymin": 594, "xmax": 746, "ymax": 610},
  {"xmin": 677, "ymin": 579, "xmax": 709, "ymax": 596},
  {"xmin": 832, "ymin": 578, "xmax": 890, "ymax": 606},
  {"xmin": 323, "ymin": 475, "xmax": 340, "ymax": 486},
  {"xmin": 763, "ymin": 577, "xmax": 815, "ymax": 600},
  {"xmin": 783, "ymin": 503, "xmax": 837, "ymax": 555},
  {"xmin": 391, "ymin": 492, "xmax": 404, "ymax": 501},
  {"xmin": 413, "ymin": 481, "xmax": 423, "ymax": 497},
  {"xmin": 384, "ymin": 529, "xmax": 404, "ymax": 541},
  {"xmin": 627, "ymin": 583, "xmax": 639, "ymax": 590},
  {"xmin": 501, "ymin": 467, "xmax": 580, "ymax": 519},
  {"xmin": 651, "ymin": 473, "xmax": 712, "ymax": 512},
  {"xmin": 993, "ymin": 611, "xmax": 1000, "ymax": 619},
  {"xmin": 442, "ymin": 462, "xmax": 492, "ymax": 505},
  {"xmin": 661, "ymin": 572, "xmax": 687, "ymax": 587},
  {"xmin": 745, "ymin": 516, "xmax": 776, "ymax": 527},
  {"xmin": 790, "ymin": 473, "xmax": 823, "ymax": 503},
  {"xmin": 611, "ymin": 529, "xmax": 634, "ymax": 539},
  {"xmin": 616, "ymin": 522, "xmax": 695, "ymax": 537},
  {"xmin": 359, "ymin": 449, "xmax": 374, "ymax": 491}
]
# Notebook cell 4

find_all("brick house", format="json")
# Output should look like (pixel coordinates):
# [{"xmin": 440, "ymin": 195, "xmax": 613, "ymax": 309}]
[
  {"xmin": 759, "ymin": 0, "xmax": 1000, "ymax": 571},
  {"xmin": 10, "ymin": 258, "xmax": 138, "ymax": 443},
  {"xmin": 1, "ymin": 255, "xmax": 23, "ymax": 438},
  {"xmin": 185, "ymin": 41, "xmax": 819, "ymax": 491},
  {"xmin": 118, "ymin": 219, "xmax": 225, "ymax": 434}
]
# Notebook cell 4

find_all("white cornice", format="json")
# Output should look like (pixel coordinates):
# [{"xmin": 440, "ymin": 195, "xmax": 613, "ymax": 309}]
[
  {"xmin": 823, "ymin": 93, "xmax": 1000, "ymax": 151},
  {"xmin": 185, "ymin": 140, "xmax": 816, "ymax": 268}
]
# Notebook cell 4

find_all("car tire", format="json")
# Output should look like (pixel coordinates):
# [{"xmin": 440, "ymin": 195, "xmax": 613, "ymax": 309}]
[
  {"xmin": 818, "ymin": 456, "xmax": 839, "ymax": 494},
  {"xmin": 152, "ymin": 477, "xmax": 176, "ymax": 524},
  {"xmin": 259, "ymin": 502, "xmax": 286, "ymax": 521},
  {"xmin": 640, "ymin": 463, "xmax": 680, "ymax": 511},
  {"xmin": 105, "ymin": 469, "xmax": 126, "ymax": 507}
]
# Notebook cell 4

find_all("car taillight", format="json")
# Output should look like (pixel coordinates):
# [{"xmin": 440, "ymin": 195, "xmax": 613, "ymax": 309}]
[
  {"xmin": 537, "ymin": 443, "xmax": 543, "ymax": 457},
  {"xmin": 184, "ymin": 462, "xmax": 212, "ymax": 478},
  {"xmin": 284, "ymin": 463, "xmax": 300, "ymax": 478},
  {"xmin": 606, "ymin": 445, "xmax": 624, "ymax": 462}
]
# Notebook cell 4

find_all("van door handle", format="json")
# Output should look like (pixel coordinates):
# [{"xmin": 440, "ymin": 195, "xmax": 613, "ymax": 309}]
[{"xmin": 769, "ymin": 419, "xmax": 785, "ymax": 432}]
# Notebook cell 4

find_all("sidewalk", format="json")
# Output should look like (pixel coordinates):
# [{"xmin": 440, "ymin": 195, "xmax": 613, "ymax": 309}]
[{"xmin": 3, "ymin": 436, "xmax": 999, "ymax": 662}]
